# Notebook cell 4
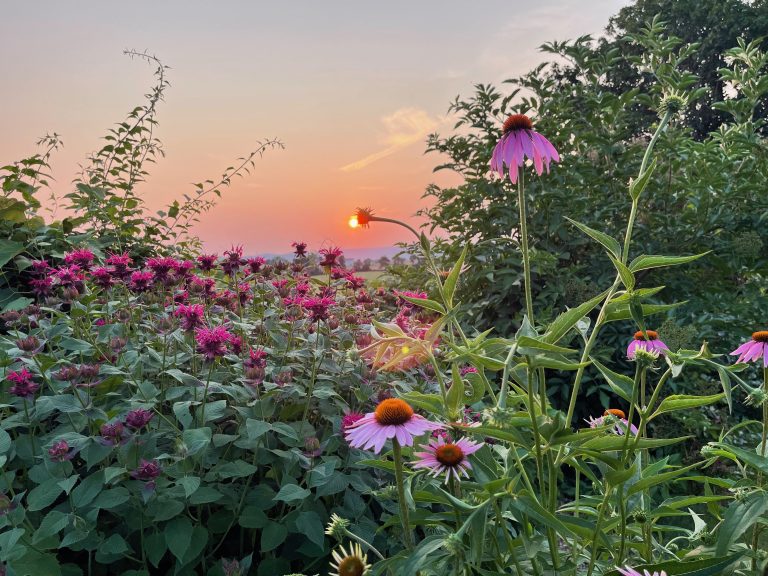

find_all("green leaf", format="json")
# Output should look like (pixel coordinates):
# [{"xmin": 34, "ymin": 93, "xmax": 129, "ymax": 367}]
[
  {"xmin": 0, "ymin": 240, "xmax": 24, "ymax": 268},
  {"xmin": 216, "ymin": 460, "xmax": 257, "ymax": 479},
  {"xmin": 542, "ymin": 290, "xmax": 608, "ymax": 344},
  {"xmin": 246, "ymin": 419, "xmax": 271, "ymax": 439},
  {"xmin": 182, "ymin": 428, "xmax": 211, "ymax": 456},
  {"xmin": 650, "ymin": 394, "xmax": 724, "ymax": 420},
  {"xmin": 628, "ymin": 252, "xmax": 708, "ymax": 273},
  {"xmin": 400, "ymin": 296, "xmax": 446, "ymax": 315},
  {"xmin": 33, "ymin": 510, "xmax": 70, "ymax": 543},
  {"xmin": 165, "ymin": 516, "xmax": 193, "ymax": 562},
  {"xmin": 27, "ymin": 479, "xmax": 64, "ymax": 512},
  {"xmin": 91, "ymin": 487, "xmax": 130, "ymax": 510},
  {"xmin": 592, "ymin": 359, "xmax": 634, "ymax": 402},
  {"xmin": 603, "ymin": 555, "xmax": 739, "ymax": 576},
  {"xmin": 565, "ymin": 217, "xmax": 621, "ymax": 257},
  {"xmin": 442, "ymin": 243, "xmax": 468, "ymax": 307},
  {"xmin": 627, "ymin": 463, "xmax": 700, "ymax": 496},
  {"xmin": 446, "ymin": 364, "xmax": 465, "ymax": 419},
  {"xmin": 295, "ymin": 511, "xmax": 324, "ymax": 548},
  {"xmin": 608, "ymin": 253, "xmax": 635, "ymax": 290},
  {"xmin": 59, "ymin": 337, "xmax": 93, "ymax": 352},
  {"xmin": 716, "ymin": 491, "xmax": 768, "ymax": 555},
  {"xmin": 71, "ymin": 471, "xmax": 104, "ymax": 508},
  {"xmin": 629, "ymin": 156, "xmax": 656, "ymax": 200},
  {"xmin": 273, "ymin": 484, "xmax": 311, "ymax": 504},
  {"xmin": 261, "ymin": 521, "xmax": 288, "ymax": 552},
  {"xmin": 516, "ymin": 336, "xmax": 576, "ymax": 354},
  {"xmin": 177, "ymin": 477, "xmax": 201, "ymax": 498}
]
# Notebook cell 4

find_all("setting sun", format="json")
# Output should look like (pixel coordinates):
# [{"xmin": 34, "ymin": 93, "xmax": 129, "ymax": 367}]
[{"xmin": 348, "ymin": 215, "xmax": 360, "ymax": 229}]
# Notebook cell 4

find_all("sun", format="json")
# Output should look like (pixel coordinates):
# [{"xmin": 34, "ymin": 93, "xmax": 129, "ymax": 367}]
[{"xmin": 348, "ymin": 215, "xmax": 360, "ymax": 228}]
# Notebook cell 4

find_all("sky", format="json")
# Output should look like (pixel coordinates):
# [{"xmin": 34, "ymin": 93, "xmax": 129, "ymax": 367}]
[{"xmin": 0, "ymin": 0, "xmax": 629, "ymax": 255}]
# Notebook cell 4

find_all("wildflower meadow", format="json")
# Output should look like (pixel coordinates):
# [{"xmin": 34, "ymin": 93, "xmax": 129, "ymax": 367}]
[{"xmin": 4, "ymin": 3, "xmax": 768, "ymax": 576}]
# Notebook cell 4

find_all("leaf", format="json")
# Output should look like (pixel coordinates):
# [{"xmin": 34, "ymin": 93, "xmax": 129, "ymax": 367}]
[
  {"xmin": 716, "ymin": 491, "xmax": 768, "ymax": 555},
  {"xmin": 177, "ymin": 477, "xmax": 201, "ymax": 498},
  {"xmin": 628, "ymin": 252, "xmax": 708, "ymax": 273},
  {"xmin": 608, "ymin": 253, "xmax": 635, "ymax": 290},
  {"xmin": 27, "ymin": 479, "xmax": 64, "ymax": 512},
  {"xmin": 446, "ymin": 365, "xmax": 465, "ymax": 419},
  {"xmin": 182, "ymin": 428, "xmax": 211, "ymax": 456},
  {"xmin": 603, "ymin": 555, "xmax": 739, "ymax": 576},
  {"xmin": 516, "ymin": 336, "xmax": 576, "ymax": 354},
  {"xmin": 295, "ymin": 511, "xmax": 324, "ymax": 548},
  {"xmin": 0, "ymin": 240, "xmax": 24, "ymax": 268},
  {"xmin": 59, "ymin": 337, "xmax": 93, "ymax": 352},
  {"xmin": 542, "ymin": 290, "xmax": 608, "ymax": 344},
  {"xmin": 592, "ymin": 359, "xmax": 634, "ymax": 402},
  {"xmin": 216, "ymin": 460, "xmax": 257, "ymax": 479},
  {"xmin": 565, "ymin": 217, "xmax": 621, "ymax": 257},
  {"xmin": 400, "ymin": 296, "xmax": 446, "ymax": 315},
  {"xmin": 629, "ymin": 156, "xmax": 656, "ymax": 200},
  {"xmin": 246, "ymin": 419, "xmax": 271, "ymax": 439},
  {"xmin": 443, "ymin": 243, "xmax": 468, "ymax": 307},
  {"xmin": 627, "ymin": 463, "xmax": 700, "ymax": 496},
  {"xmin": 165, "ymin": 516, "xmax": 193, "ymax": 562},
  {"xmin": 260, "ymin": 521, "xmax": 288, "ymax": 552},
  {"xmin": 273, "ymin": 484, "xmax": 311, "ymax": 504},
  {"xmin": 650, "ymin": 394, "xmax": 724, "ymax": 420}
]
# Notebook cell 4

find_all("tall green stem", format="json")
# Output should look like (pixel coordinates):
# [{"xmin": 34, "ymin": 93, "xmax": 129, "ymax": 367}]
[
  {"xmin": 752, "ymin": 367, "xmax": 768, "ymax": 570},
  {"xmin": 392, "ymin": 438, "xmax": 413, "ymax": 549},
  {"xmin": 564, "ymin": 110, "xmax": 672, "ymax": 430},
  {"xmin": 516, "ymin": 172, "xmax": 535, "ymax": 325}
]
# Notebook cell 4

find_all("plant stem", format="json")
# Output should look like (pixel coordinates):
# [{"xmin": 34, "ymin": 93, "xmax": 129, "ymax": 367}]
[
  {"xmin": 392, "ymin": 438, "xmax": 413, "ymax": 549},
  {"xmin": 515, "ymin": 171, "xmax": 535, "ymax": 325},
  {"xmin": 198, "ymin": 362, "xmax": 215, "ymax": 426}
]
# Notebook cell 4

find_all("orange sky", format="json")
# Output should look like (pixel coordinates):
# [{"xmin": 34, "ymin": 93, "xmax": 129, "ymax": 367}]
[{"xmin": 1, "ymin": 1, "xmax": 628, "ymax": 255}]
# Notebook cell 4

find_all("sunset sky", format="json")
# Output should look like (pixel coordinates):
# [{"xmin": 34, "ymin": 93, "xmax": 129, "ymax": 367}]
[{"xmin": 1, "ymin": 1, "xmax": 628, "ymax": 255}]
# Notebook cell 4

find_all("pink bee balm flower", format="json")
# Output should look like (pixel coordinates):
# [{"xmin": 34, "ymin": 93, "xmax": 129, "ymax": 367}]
[
  {"xmin": 6, "ymin": 368, "xmax": 39, "ymax": 398},
  {"xmin": 618, "ymin": 569, "xmax": 667, "ymax": 576},
  {"xmin": 731, "ymin": 331, "xmax": 768, "ymax": 367},
  {"xmin": 63, "ymin": 248, "xmax": 95, "ymax": 270},
  {"xmin": 196, "ymin": 326, "xmax": 234, "ymax": 360},
  {"xmin": 490, "ymin": 113, "xmax": 560, "ymax": 184},
  {"xmin": 128, "ymin": 270, "xmax": 154, "ymax": 293},
  {"xmin": 341, "ymin": 412, "xmax": 365, "ymax": 436},
  {"xmin": 345, "ymin": 398, "xmax": 443, "ymax": 453},
  {"xmin": 48, "ymin": 440, "xmax": 73, "ymax": 462},
  {"xmin": 174, "ymin": 304, "xmax": 205, "ymax": 332},
  {"xmin": 627, "ymin": 330, "xmax": 669, "ymax": 359},
  {"xmin": 412, "ymin": 436, "xmax": 483, "ymax": 483},
  {"xmin": 197, "ymin": 254, "xmax": 218, "ymax": 272},
  {"xmin": 319, "ymin": 246, "xmax": 343, "ymax": 268}
]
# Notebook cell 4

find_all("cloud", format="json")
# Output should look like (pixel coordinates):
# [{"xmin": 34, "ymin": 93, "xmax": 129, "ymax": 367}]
[{"xmin": 340, "ymin": 107, "xmax": 444, "ymax": 172}]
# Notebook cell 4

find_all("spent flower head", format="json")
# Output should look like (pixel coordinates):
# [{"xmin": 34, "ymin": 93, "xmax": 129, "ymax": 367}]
[{"xmin": 325, "ymin": 513, "xmax": 350, "ymax": 541}]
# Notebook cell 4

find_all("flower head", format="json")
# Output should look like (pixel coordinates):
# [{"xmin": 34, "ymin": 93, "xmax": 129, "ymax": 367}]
[
  {"xmin": 731, "ymin": 331, "xmax": 768, "ymax": 367},
  {"xmin": 585, "ymin": 410, "xmax": 638, "ymax": 436},
  {"xmin": 292, "ymin": 242, "xmax": 308, "ymax": 258},
  {"xmin": 128, "ymin": 270, "xmax": 154, "ymax": 293},
  {"xmin": 345, "ymin": 398, "xmax": 442, "ymax": 453},
  {"xmin": 341, "ymin": 412, "xmax": 365, "ymax": 436},
  {"xmin": 197, "ymin": 254, "xmax": 218, "ymax": 272},
  {"xmin": 617, "ymin": 568, "xmax": 667, "ymax": 576},
  {"xmin": 196, "ymin": 326, "xmax": 234, "ymax": 360},
  {"xmin": 48, "ymin": 440, "xmax": 73, "ymax": 462},
  {"xmin": 412, "ymin": 436, "xmax": 483, "ymax": 483},
  {"xmin": 319, "ymin": 246, "xmax": 343, "ymax": 268},
  {"xmin": 131, "ymin": 459, "xmax": 161, "ymax": 481},
  {"xmin": 91, "ymin": 267, "xmax": 115, "ymax": 289},
  {"xmin": 490, "ymin": 113, "xmax": 560, "ymax": 184},
  {"xmin": 329, "ymin": 542, "xmax": 371, "ymax": 576},
  {"xmin": 6, "ymin": 368, "xmax": 39, "ymax": 398},
  {"xmin": 349, "ymin": 207, "xmax": 375, "ymax": 229},
  {"xmin": 246, "ymin": 257, "xmax": 265, "ymax": 274},
  {"xmin": 105, "ymin": 252, "xmax": 134, "ymax": 277},
  {"xmin": 627, "ymin": 330, "xmax": 669, "ymax": 359},
  {"xmin": 174, "ymin": 304, "xmax": 205, "ymax": 332},
  {"xmin": 302, "ymin": 296, "xmax": 335, "ymax": 322},
  {"xmin": 125, "ymin": 408, "xmax": 154, "ymax": 430},
  {"xmin": 221, "ymin": 246, "xmax": 245, "ymax": 276},
  {"xmin": 325, "ymin": 513, "xmax": 350, "ymax": 541},
  {"xmin": 63, "ymin": 248, "xmax": 95, "ymax": 270},
  {"xmin": 100, "ymin": 421, "xmax": 126, "ymax": 446}
]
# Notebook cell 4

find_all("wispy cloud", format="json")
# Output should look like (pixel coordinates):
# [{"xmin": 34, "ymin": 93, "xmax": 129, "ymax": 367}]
[{"xmin": 340, "ymin": 107, "xmax": 444, "ymax": 172}]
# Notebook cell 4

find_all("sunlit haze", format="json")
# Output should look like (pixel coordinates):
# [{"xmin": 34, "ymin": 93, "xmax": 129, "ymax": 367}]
[{"xmin": 1, "ymin": 1, "xmax": 628, "ymax": 256}]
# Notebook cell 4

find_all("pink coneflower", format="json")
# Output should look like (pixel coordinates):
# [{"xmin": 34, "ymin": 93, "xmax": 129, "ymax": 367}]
[
  {"xmin": 128, "ymin": 271, "xmax": 154, "ymax": 293},
  {"xmin": 221, "ymin": 246, "xmax": 245, "ymax": 276},
  {"xmin": 292, "ymin": 242, "xmax": 307, "ymax": 258},
  {"xmin": 6, "ymin": 368, "xmax": 39, "ymax": 398},
  {"xmin": 412, "ymin": 436, "xmax": 483, "ymax": 483},
  {"xmin": 196, "ymin": 326, "xmax": 234, "ymax": 360},
  {"xmin": 246, "ymin": 257, "xmax": 265, "ymax": 274},
  {"xmin": 48, "ymin": 440, "xmax": 73, "ymax": 462},
  {"xmin": 99, "ymin": 422, "xmax": 126, "ymax": 446},
  {"xmin": 125, "ymin": 408, "xmax": 154, "ymax": 430},
  {"xmin": 345, "ymin": 398, "xmax": 443, "ymax": 453},
  {"xmin": 490, "ymin": 113, "xmax": 560, "ymax": 184},
  {"xmin": 63, "ymin": 248, "xmax": 95, "ymax": 270},
  {"xmin": 627, "ymin": 330, "xmax": 669, "ymax": 359},
  {"xmin": 105, "ymin": 252, "xmax": 134, "ymax": 279},
  {"xmin": 586, "ymin": 409, "xmax": 638, "ymax": 436},
  {"xmin": 90, "ymin": 267, "xmax": 114, "ymax": 289},
  {"xmin": 302, "ymin": 296, "xmax": 335, "ymax": 322},
  {"xmin": 731, "ymin": 331, "xmax": 768, "ymax": 367},
  {"xmin": 131, "ymin": 459, "xmax": 161, "ymax": 481},
  {"xmin": 174, "ymin": 304, "xmax": 205, "ymax": 332},
  {"xmin": 618, "ymin": 569, "xmax": 667, "ymax": 576},
  {"xmin": 341, "ymin": 412, "xmax": 365, "ymax": 436},
  {"xmin": 319, "ymin": 246, "xmax": 343, "ymax": 268},
  {"xmin": 197, "ymin": 254, "xmax": 218, "ymax": 272}
]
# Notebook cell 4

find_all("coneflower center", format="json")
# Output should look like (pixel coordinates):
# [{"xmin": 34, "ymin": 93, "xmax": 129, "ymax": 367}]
[
  {"xmin": 634, "ymin": 330, "xmax": 658, "ymax": 341},
  {"xmin": 374, "ymin": 398, "xmax": 414, "ymax": 426},
  {"xmin": 503, "ymin": 113, "xmax": 534, "ymax": 134},
  {"xmin": 753, "ymin": 331, "xmax": 768, "ymax": 343},
  {"xmin": 604, "ymin": 409, "xmax": 626, "ymax": 419},
  {"xmin": 337, "ymin": 555, "xmax": 365, "ymax": 576},
  {"xmin": 435, "ymin": 443, "xmax": 465, "ymax": 467}
]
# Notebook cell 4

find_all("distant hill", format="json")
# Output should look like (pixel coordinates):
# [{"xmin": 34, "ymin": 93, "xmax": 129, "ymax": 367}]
[{"xmin": 255, "ymin": 245, "xmax": 405, "ymax": 262}]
